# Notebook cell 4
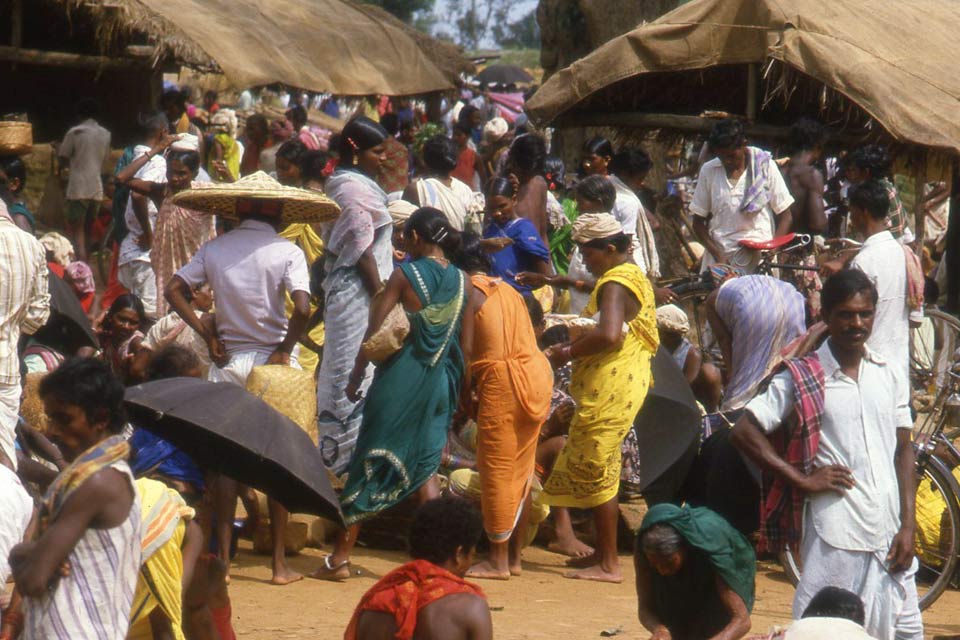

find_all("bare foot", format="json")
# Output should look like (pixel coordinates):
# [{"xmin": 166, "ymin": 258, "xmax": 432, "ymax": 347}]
[
  {"xmin": 566, "ymin": 551, "xmax": 601, "ymax": 569},
  {"xmin": 271, "ymin": 567, "xmax": 304, "ymax": 586},
  {"xmin": 509, "ymin": 563, "xmax": 522, "ymax": 577},
  {"xmin": 549, "ymin": 537, "xmax": 594, "ymax": 559},
  {"xmin": 308, "ymin": 557, "xmax": 350, "ymax": 582},
  {"xmin": 466, "ymin": 560, "xmax": 510, "ymax": 581},
  {"xmin": 564, "ymin": 563, "xmax": 622, "ymax": 584}
]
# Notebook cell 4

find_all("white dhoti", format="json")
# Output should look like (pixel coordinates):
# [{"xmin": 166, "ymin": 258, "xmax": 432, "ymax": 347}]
[
  {"xmin": 0, "ymin": 382, "xmax": 20, "ymax": 471},
  {"xmin": 794, "ymin": 523, "xmax": 923, "ymax": 640},
  {"xmin": 207, "ymin": 350, "xmax": 299, "ymax": 387}
]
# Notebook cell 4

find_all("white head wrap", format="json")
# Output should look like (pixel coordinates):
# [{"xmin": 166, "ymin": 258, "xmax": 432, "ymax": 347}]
[
  {"xmin": 388, "ymin": 200, "xmax": 418, "ymax": 225},
  {"xmin": 171, "ymin": 133, "xmax": 200, "ymax": 152},
  {"xmin": 656, "ymin": 304, "xmax": 690, "ymax": 335},
  {"xmin": 571, "ymin": 213, "xmax": 622, "ymax": 243},
  {"xmin": 482, "ymin": 117, "xmax": 509, "ymax": 143}
]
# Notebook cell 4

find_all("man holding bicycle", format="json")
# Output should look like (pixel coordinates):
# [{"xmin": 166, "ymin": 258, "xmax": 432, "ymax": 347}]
[{"xmin": 731, "ymin": 270, "xmax": 921, "ymax": 640}]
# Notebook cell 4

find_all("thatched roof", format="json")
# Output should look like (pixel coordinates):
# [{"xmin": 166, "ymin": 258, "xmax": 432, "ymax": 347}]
[
  {"xmin": 528, "ymin": 0, "xmax": 960, "ymax": 155},
  {"xmin": 51, "ymin": 0, "xmax": 466, "ymax": 95}
]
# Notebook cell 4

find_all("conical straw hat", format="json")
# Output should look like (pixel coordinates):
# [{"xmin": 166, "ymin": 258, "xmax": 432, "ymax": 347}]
[{"xmin": 172, "ymin": 171, "xmax": 340, "ymax": 224}]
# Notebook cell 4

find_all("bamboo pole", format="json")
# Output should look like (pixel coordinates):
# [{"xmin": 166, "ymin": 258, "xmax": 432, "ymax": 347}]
[
  {"xmin": 0, "ymin": 46, "xmax": 149, "ymax": 71},
  {"xmin": 746, "ymin": 63, "xmax": 758, "ymax": 122},
  {"xmin": 914, "ymin": 149, "xmax": 927, "ymax": 248}
]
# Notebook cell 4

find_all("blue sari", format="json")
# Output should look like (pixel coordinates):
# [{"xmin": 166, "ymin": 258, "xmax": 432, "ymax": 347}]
[{"xmin": 340, "ymin": 258, "xmax": 466, "ymax": 525}]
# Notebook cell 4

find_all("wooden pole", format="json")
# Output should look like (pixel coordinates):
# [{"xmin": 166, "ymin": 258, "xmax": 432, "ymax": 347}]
[
  {"xmin": 746, "ymin": 63, "xmax": 758, "ymax": 122},
  {"xmin": 0, "ymin": 46, "xmax": 149, "ymax": 71},
  {"xmin": 914, "ymin": 149, "xmax": 927, "ymax": 248}
]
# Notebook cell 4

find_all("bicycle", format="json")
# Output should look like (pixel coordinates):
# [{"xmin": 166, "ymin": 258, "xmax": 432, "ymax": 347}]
[{"xmin": 781, "ymin": 359, "xmax": 960, "ymax": 610}]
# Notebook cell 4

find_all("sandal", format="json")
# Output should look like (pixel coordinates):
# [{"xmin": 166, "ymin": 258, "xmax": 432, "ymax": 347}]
[{"xmin": 309, "ymin": 555, "xmax": 351, "ymax": 581}]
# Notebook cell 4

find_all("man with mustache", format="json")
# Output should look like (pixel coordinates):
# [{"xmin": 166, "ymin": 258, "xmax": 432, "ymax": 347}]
[{"xmin": 731, "ymin": 271, "xmax": 921, "ymax": 640}]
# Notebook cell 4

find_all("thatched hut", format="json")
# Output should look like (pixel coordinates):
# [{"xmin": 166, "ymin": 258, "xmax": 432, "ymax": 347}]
[
  {"xmin": 1, "ymin": 0, "xmax": 471, "ymax": 142},
  {"xmin": 529, "ymin": 0, "xmax": 960, "ymax": 244}
]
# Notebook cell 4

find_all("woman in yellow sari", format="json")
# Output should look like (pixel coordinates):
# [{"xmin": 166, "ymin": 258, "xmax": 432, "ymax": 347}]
[{"xmin": 543, "ymin": 213, "xmax": 659, "ymax": 584}]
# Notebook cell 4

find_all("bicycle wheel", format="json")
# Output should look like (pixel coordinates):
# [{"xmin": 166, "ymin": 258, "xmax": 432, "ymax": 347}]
[
  {"xmin": 913, "ymin": 452, "xmax": 960, "ymax": 609},
  {"xmin": 912, "ymin": 308, "xmax": 960, "ymax": 409},
  {"xmin": 780, "ymin": 452, "xmax": 960, "ymax": 611}
]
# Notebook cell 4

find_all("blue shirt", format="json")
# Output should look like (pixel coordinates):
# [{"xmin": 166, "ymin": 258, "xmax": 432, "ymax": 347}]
[{"xmin": 483, "ymin": 217, "xmax": 551, "ymax": 293}]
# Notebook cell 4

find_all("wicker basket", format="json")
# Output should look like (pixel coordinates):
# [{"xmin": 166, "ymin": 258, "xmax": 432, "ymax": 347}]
[
  {"xmin": 245, "ymin": 364, "xmax": 318, "ymax": 444},
  {"xmin": 0, "ymin": 121, "xmax": 33, "ymax": 155}
]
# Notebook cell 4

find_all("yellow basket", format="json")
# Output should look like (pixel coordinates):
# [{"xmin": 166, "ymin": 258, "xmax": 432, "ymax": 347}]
[
  {"xmin": 245, "ymin": 364, "xmax": 318, "ymax": 445},
  {"xmin": 0, "ymin": 121, "xmax": 33, "ymax": 155}
]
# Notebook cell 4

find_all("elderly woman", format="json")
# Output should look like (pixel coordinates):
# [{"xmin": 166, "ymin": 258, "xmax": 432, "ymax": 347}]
[
  {"xmin": 656, "ymin": 304, "xmax": 722, "ymax": 412},
  {"xmin": 207, "ymin": 109, "xmax": 241, "ymax": 182},
  {"xmin": 542, "ymin": 213, "xmax": 659, "ymax": 583},
  {"xmin": 636, "ymin": 504, "xmax": 755, "ymax": 640},
  {"xmin": 316, "ymin": 117, "xmax": 394, "ymax": 474},
  {"xmin": 403, "ymin": 135, "xmax": 482, "ymax": 233}
]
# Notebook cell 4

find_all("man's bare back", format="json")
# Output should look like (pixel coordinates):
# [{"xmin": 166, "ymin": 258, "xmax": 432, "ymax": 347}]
[
  {"xmin": 356, "ymin": 593, "xmax": 492, "ymax": 640},
  {"xmin": 785, "ymin": 152, "xmax": 827, "ymax": 235}
]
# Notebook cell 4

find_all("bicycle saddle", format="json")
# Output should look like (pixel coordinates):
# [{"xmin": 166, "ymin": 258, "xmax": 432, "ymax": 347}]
[{"xmin": 738, "ymin": 232, "xmax": 796, "ymax": 251}]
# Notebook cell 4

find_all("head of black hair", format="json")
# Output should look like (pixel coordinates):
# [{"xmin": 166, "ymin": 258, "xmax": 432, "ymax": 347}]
[
  {"xmin": 540, "ymin": 324, "xmax": 569, "ymax": 350},
  {"xmin": 277, "ymin": 139, "xmax": 310, "ymax": 165},
  {"xmin": 167, "ymin": 150, "xmax": 200, "ymax": 176},
  {"xmin": 423, "ymin": 135, "xmax": 459, "ymax": 174},
  {"xmin": 338, "ymin": 117, "xmax": 388, "ymax": 164},
  {"xmin": 544, "ymin": 155, "xmax": 566, "ymax": 186},
  {"xmin": 105, "ymin": 293, "xmax": 148, "ymax": 331},
  {"xmin": 407, "ymin": 496, "xmax": 483, "ymax": 566},
  {"xmin": 453, "ymin": 122, "xmax": 473, "ymax": 137},
  {"xmin": 160, "ymin": 89, "xmax": 187, "ymax": 110},
  {"xmin": 450, "ymin": 231, "xmax": 491, "ymax": 273},
  {"xmin": 486, "ymin": 176, "xmax": 516, "ymax": 199},
  {"xmin": 509, "ymin": 133, "xmax": 547, "ymax": 176},
  {"xmin": 848, "ymin": 179, "xmax": 890, "ymax": 221},
  {"xmin": 610, "ymin": 147, "xmax": 652, "ymax": 178},
  {"xmin": 0, "ymin": 155, "xmax": 26, "ymax": 194},
  {"xmin": 39, "ymin": 358, "xmax": 127, "ymax": 434},
  {"xmin": 246, "ymin": 112, "xmax": 268, "ymax": 130},
  {"xmin": 790, "ymin": 117, "xmax": 825, "ymax": 152},
  {"xmin": 524, "ymin": 294, "xmax": 544, "ymax": 328},
  {"xmin": 380, "ymin": 113, "xmax": 400, "ymax": 136},
  {"xmin": 139, "ymin": 110, "xmax": 169, "ymax": 138},
  {"xmin": 404, "ymin": 207, "xmax": 460, "ymax": 254},
  {"xmin": 204, "ymin": 89, "xmax": 218, "ymax": 101},
  {"xmin": 583, "ymin": 232, "xmax": 632, "ymax": 253},
  {"xmin": 576, "ymin": 175, "xmax": 617, "ymax": 212},
  {"xmin": 924, "ymin": 276, "xmax": 939, "ymax": 305},
  {"xmin": 852, "ymin": 144, "xmax": 892, "ymax": 178},
  {"xmin": 821, "ymin": 269, "xmax": 878, "ymax": 317},
  {"xmin": 583, "ymin": 136, "xmax": 614, "ymax": 159},
  {"xmin": 285, "ymin": 104, "xmax": 307, "ymax": 130},
  {"xmin": 801, "ymin": 586, "xmax": 865, "ymax": 625},
  {"xmin": 76, "ymin": 98, "xmax": 100, "ymax": 120},
  {"xmin": 457, "ymin": 105, "xmax": 480, "ymax": 127},
  {"xmin": 707, "ymin": 118, "xmax": 746, "ymax": 149},
  {"xmin": 147, "ymin": 345, "xmax": 202, "ymax": 381},
  {"xmin": 300, "ymin": 150, "xmax": 330, "ymax": 183}
]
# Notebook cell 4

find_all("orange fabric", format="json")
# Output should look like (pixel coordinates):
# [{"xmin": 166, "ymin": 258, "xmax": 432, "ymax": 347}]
[
  {"xmin": 344, "ymin": 559, "xmax": 485, "ymax": 640},
  {"xmin": 100, "ymin": 242, "xmax": 129, "ymax": 311},
  {"xmin": 470, "ymin": 275, "xmax": 553, "ymax": 539}
]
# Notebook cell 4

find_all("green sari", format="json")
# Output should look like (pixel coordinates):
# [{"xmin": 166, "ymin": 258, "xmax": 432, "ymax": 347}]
[{"xmin": 341, "ymin": 258, "xmax": 466, "ymax": 525}]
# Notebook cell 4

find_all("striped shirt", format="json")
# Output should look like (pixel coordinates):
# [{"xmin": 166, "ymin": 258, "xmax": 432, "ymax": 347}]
[
  {"xmin": 23, "ymin": 460, "xmax": 141, "ymax": 640},
  {"xmin": 0, "ymin": 212, "xmax": 50, "ymax": 384}
]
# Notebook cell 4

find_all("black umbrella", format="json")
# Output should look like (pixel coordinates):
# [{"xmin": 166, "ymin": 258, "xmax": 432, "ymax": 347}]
[
  {"xmin": 631, "ymin": 346, "xmax": 701, "ymax": 504},
  {"xmin": 33, "ymin": 268, "xmax": 99, "ymax": 353},
  {"xmin": 477, "ymin": 64, "xmax": 534, "ymax": 86},
  {"xmin": 125, "ymin": 377, "xmax": 342, "ymax": 524}
]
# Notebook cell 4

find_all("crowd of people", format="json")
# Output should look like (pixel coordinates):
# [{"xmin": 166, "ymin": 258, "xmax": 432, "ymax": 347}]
[{"xmin": 0, "ymin": 80, "xmax": 956, "ymax": 640}]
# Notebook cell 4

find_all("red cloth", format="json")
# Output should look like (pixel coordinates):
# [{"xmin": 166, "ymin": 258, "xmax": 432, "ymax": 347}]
[
  {"xmin": 100, "ymin": 242, "xmax": 129, "ymax": 311},
  {"xmin": 376, "ymin": 136, "xmax": 410, "ymax": 194},
  {"xmin": 344, "ymin": 560, "xmax": 486, "ymax": 640},
  {"xmin": 451, "ymin": 148, "xmax": 478, "ymax": 187},
  {"xmin": 48, "ymin": 262, "xmax": 65, "ymax": 279},
  {"xmin": 759, "ymin": 353, "xmax": 824, "ymax": 553},
  {"xmin": 211, "ymin": 603, "xmax": 236, "ymax": 640}
]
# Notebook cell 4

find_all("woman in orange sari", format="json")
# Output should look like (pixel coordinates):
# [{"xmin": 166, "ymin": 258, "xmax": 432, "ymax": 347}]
[{"xmin": 455, "ymin": 234, "xmax": 553, "ymax": 580}]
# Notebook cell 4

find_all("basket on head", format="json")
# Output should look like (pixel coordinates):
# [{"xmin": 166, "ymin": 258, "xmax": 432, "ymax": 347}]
[
  {"xmin": 171, "ymin": 171, "xmax": 340, "ymax": 224},
  {"xmin": 0, "ymin": 120, "xmax": 33, "ymax": 156}
]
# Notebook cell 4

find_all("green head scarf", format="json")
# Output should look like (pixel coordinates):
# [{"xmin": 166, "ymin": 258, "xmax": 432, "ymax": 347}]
[{"xmin": 639, "ymin": 503, "xmax": 756, "ymax": 612}]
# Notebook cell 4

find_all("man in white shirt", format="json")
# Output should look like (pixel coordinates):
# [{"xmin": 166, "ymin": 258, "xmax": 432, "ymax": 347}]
[
  {"xmin": 58, "ymin": 98, "xmax": 111, "ymax": 262},
  {"xmin": 823, "ymin": 180, "xmax": 919, "ymax": 378},
  {"xmin": 166, "ymin": 195, "xmax": 311, "ymax": 587},
  {"xmin": 609, "ymin": 147, "xmax": 661, "ymax": 279},
  {"xmin": 691, "ymin": 119, "xmax": 794, "ymax": 272},
  {"xmin": 0, "ymin": 202, "xmax": 50, "ymax": 471},
  {"xmin": 117, "ymin": 112, "xmax": 168, "ymax": 319},
  {"xmin": 731, "ymin": 270, "xmax": 921, "ymax": 640}
]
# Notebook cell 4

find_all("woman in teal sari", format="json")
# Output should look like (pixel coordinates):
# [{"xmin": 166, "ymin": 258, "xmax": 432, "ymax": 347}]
[{"xmin": 311, "ymin": 207, "xmax": 476, "ymax": 581}]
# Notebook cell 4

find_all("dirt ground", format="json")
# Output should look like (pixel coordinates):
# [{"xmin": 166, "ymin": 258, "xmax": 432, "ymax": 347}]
[{"xmin": 226, "ymin": 542, "xmax": 960, "ymax": 639}]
